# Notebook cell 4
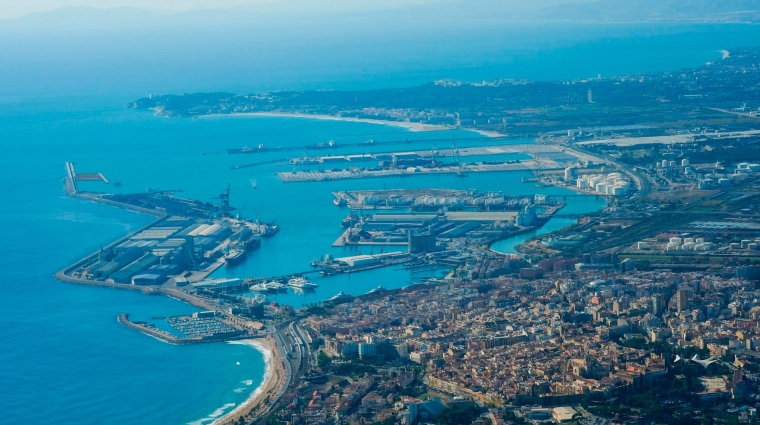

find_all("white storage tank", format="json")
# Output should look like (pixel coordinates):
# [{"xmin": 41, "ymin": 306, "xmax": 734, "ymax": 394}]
[
  {"xmin": 683, "ymin": 242, "xmax": 696, "ymax": 250},
  {"xmin": 564, "ymin": 167, "xmax": 576, "ymax": 180},
  {"xmin": 662, "ymin": 160, "xmax": 669, "ymax": 168},
  {"xmin": 696, "ymin": 238, "xmax": 705, "ymax": 244},
  {"xmin": 669, "ymin": 160, "xmax": 677, "ymax": 167},
  {"xmin": 612, "ymin": 186, "xmax": 625, "ymax": 196},
  {"xmin": 637, "ymin": 242, "xmax": 647, "ymax": 250},
  {"xmin": 742, "ymin": 240, "xmax": 752, "ymax": 248},
  {"xmin": 696, "ymin": 242, "xmax": 714, "ymax": 251},
  {"xmin": 670, "ymin": 237, "xmax": 682, "ymax": 245},
  {"xmin": 733, "ymin": 173, "xmax": 748, "ymax": 182},
  {"xmin": 718, "ymin": 178, "xmax": 732, "ymax": 187},
  {"xmin": 682, "ymin": 158, "xmax": 690, "ymax": 167},
  {"xmin": 730, "ymin": 243, "xmax": 742, "ymax": 249},
  {"xmin": 749, "ymin": 243, "xmax": 760, "ymax": 250},
  {"xmin": 684, "ymin": 238, "xmax": 695, "ymax": 244},
  {"xmin": 749, "ymin": 164, "xmax": 760, "ymax": 172}
]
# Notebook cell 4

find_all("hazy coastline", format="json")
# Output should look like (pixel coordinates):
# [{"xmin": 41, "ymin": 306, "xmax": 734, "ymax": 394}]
[{"xmin": 203, "ymin": 111, "xmax": 504, "ymax": 137}]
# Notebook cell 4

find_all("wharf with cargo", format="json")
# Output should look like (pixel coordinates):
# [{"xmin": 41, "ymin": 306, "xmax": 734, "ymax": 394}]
[
  {"xmin": 330, "ymin": 189, "xmax": 563, "ymax": 250},
  {"xmin": 275, "ymin": 143, "xmax": 589, "ymax": 183},
  {"xmin": 60, "ymin": 162, "xmax": 278, "ymax": 343},
  {"xmin": 59, "ymin": 163, "xmax": 575, "ymax": 344}
]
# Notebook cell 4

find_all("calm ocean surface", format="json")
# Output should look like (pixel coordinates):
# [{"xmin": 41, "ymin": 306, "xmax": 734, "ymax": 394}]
[{"xmin": 1, "ymin": 20, "xmax": 759, "ymax": 425}]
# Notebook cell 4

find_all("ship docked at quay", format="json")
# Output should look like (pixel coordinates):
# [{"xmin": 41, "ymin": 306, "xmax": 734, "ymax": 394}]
[
  {"xmin": 224, "ymin": 249, "xmax": 247, "ymax": 265},
  {"xmin": 287, "ymin": 277, "xmax": 318, "ymax": 289}
]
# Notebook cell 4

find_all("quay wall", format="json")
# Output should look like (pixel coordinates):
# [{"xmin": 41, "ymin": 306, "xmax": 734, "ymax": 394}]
[
  {"xmin": 118, "ymin": 313, "xmax": 189, "ymax": 344},
  {"xmin": 118, "ymin": 313, "xmax": 257, "ymax": 345},
  {"xmin": 56, "ymin": 193, "xmax": 168, "ymax": 287},
  {"xmin": 55, "ymin": 271, "xmax": 157, "ymax": 293},
  {"xmin": 73, "ymin": 192, "xmax": 168, "ymax": 218},
  {"xmin": 278, "ymin": 162, "xmax": 564, "ymax": 183}
]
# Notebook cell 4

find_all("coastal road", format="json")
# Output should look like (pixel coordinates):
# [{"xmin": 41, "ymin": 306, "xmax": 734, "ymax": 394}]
[{"xmin": 252, "ymin": 319, "xmax": 310, "ymax": 425}]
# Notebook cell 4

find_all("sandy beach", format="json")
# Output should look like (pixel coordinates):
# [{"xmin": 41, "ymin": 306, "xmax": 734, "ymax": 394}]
[
  {"xmin": 213, "ymin": 338, "xmax": 282, "ymax": 425},
  {"xmin": 205, "ymin": 111, "xmax": 504, "ymax": 137}
]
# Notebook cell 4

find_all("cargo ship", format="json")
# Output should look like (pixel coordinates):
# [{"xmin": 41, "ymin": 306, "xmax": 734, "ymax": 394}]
[
  {"xmin": 245, "ymin": 236, "xmax": 261, "ymax": 250},
  {"xmin": 307, "ymin": 139, "xmax": 337, "ymax": 150},
  {"xmin": 235, "ymin": 227, "xmax": 261, "ymax": 251},
  {"xmin": 224, "ymin": 249, "xmax": 247, "ymax": 265},
  {"xmin": 341, "ymin": 212, "xmax": 358, "ymax": 228},
  {"xmin": 228, "ymin": 144, "xmax": 268, "ymax": 154}
]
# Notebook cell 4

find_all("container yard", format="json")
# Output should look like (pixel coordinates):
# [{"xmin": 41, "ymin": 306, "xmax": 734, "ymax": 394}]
[{"xmin": 329, "ymin": 188, "xmax": 563, "ymax": 251}]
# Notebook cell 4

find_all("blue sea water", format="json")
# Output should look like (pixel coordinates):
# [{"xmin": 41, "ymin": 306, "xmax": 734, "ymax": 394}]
[{"xmin": 1, "ymin": 19, "xmax": 760, "ymax": 425}]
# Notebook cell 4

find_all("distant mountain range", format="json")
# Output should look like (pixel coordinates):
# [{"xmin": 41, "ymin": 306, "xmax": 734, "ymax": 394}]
[
  {"xmin": 1, "ymin": 0, "xmax": 758, "ymax": 29},
  {"xmin": 537, "ymin": 0, "xmax": 760, "ymax": 21}
]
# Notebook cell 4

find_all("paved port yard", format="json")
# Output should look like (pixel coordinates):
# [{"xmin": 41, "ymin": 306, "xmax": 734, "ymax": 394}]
[
  {"xmin": 278, "ymin": 159, "xmax": 566, "ymax": 182},
  {"xmin": 278, "ymin": 143, "xmax": 583, "ymax": 182}
]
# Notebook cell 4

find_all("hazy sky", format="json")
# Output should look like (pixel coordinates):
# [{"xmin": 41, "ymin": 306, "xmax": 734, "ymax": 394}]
[{"xmin": 0, "ymin": 0, "xmax": 447, "ymax": 19}]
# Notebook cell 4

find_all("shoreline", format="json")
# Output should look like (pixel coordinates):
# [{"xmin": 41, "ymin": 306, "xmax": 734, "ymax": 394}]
[
  {"xmin": 201, "ymin": 111, "xmax": 504, "ymax": 138},
  {"xmin": 213, "ymin": 338, "xmax": 280, "ymax": 425}
]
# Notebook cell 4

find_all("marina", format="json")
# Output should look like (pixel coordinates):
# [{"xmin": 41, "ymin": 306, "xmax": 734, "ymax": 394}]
[{"xmin": 165, "ymin": 313, "xmax": 245, "ymax": 339}]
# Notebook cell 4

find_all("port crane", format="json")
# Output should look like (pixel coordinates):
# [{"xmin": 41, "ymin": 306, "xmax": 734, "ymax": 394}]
[{"xmin": 213, "ymin": 183, "xmax": 236, "ymax": 217}]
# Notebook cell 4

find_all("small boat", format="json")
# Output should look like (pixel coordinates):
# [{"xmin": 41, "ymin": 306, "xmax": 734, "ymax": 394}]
[
  {"xmin": 262, "ymin": 224, "xmax": 280, "ymax": 238},
  {"xmin": 333, "ymin": 197, "xmax": 347, "ymax": 207},
  {"xmin": 224, "ymin": 249, "xmax": 247, "ymax": 265},
  {"xmin": 287, "ymin": 277, "xmax": 318, "ymax": 289}
]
